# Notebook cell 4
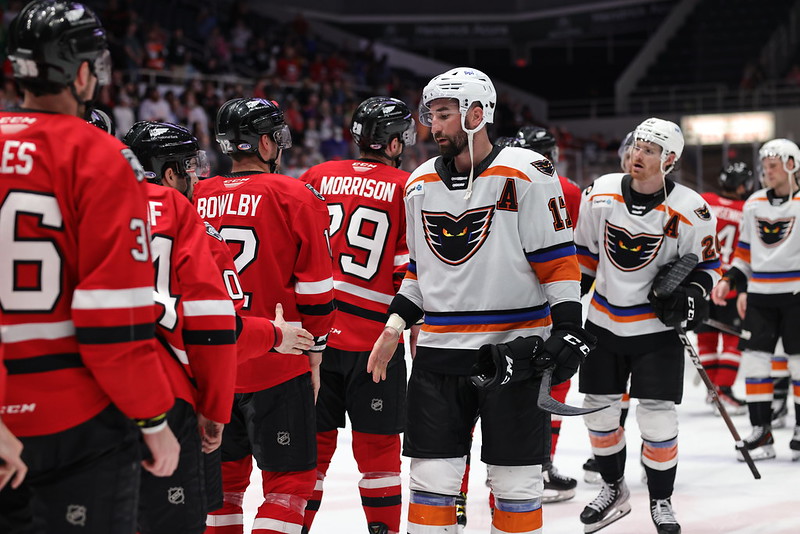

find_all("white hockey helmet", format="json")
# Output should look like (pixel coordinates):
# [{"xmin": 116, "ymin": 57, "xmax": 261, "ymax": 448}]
[
  {"xmin": 634, "ymin": 117, "xmax": 684, "ymax": 173},
  {"xmin": 618, "ymin": 130, "xmax": 635, "ymax": 171},
  {"xmin": 759, "ymin": 138, "xmax": 800, "ymax": 170},
  {"xmin": 419, "ymin": 67, "xmax": 496, "ymax": 134}
]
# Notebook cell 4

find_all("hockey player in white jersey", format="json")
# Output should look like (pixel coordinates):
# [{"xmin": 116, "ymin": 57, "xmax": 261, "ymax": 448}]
[
  {"xmin": 574, "ymin": 118, "xmax": 721, "ymax": 534},
  {"xmin": 711, "ymin": 138, "xmax": 800, "ymax": 462},
  {"xmin": 367, "ymin": 67, "xmax": 593, "ymax": 534}
]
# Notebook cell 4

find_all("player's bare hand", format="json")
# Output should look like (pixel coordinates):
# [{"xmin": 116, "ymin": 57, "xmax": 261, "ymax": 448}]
[
  {"xmin": 273, "ymin": 303, "xmax": 314, "ymax": 354},
  {"xmin": 197, "ymin": 413, "xmax": 224, "ymax": 453},
  {"xmin": 736, "ymin": 291, "xmax": 747, "ymax": 320},
  {"xmin": 308, "ymin": 351, "xmax": 322, "ymax": 402},
  {"xmin": 367, "ymin": 327, "xmax": 400, "ymax": 383},
  {"xmin": 0, "ymin": 419, "xmax": 26, "ymax": 490},
  {"xmin": 711, "ymin": 278, "xmax": 731, "ymax": 306},
  {"xmin": 141, "ymin": 424, "xmax": 180, "ymax": 477}
]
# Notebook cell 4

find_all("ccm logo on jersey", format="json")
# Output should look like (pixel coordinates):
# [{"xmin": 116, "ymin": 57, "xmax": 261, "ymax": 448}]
[
  {"xmin": 604, "ymin": 221, "xmax": 663, "ymax": 271},
  {"xmin": 422, "ymin": 206, "xmax": 494, "ymax": 265},
  {"xmin": 0, "ymin": 403, "xmax": 36, "ymax": 414}
]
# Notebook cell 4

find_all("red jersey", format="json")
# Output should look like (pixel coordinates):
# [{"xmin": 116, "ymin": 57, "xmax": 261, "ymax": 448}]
[
  {"xmin": 300, "ymin": 159, "xmax": 409, "ymax": 351},
  {"xmin": 0, "ymin": 111, "xmax": 173, "ymax": 437},
  {"xmin": 146, "ymin": 184, "xmax": 237, "ymax": 423},
  {"xmin": 194, "ymin": 171, "xmax": 335, "ymax": 392},
  {"xmin": 203, "ymin": 219, "xmax": 284, "ymax": 362},
  {"xmin": 701, "ymin": 192, "xmax": 745, "ymax": 270},
  {"xmin": 560, "ymin": 175, "xmax": 581, "ymax": 225}
]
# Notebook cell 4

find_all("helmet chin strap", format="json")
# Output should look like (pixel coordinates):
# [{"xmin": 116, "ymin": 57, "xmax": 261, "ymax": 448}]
[
  {"xmin": 256, "ymin": 143, "xmax": 280, "ymax": 173},
  {"xmin": 461, "ymin": 113, "xmax": 485, "ymax": 200}
]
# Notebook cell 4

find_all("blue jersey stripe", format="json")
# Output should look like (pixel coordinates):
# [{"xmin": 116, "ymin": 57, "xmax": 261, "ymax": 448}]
[
  {"xmin": 593, "ymin": 292, "xmax": 652, "ymax": 317},
  {"xmin": 424, "ymin": 306, "xmax": 551, "ymax": 326}
]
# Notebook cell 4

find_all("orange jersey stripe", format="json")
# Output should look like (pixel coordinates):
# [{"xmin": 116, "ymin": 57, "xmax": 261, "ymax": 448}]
[
  {"xmin": 483, "ymin": 165, "xmax": 533, "ymax": 183},
  {"xmin": 578, "ymin": 254, "xmax": 599, "ymax": 272},
  {"xmin": 530, "ymin": 257, "xmax": 581, "ymax": 284},
  {"xmin": 745, "ymin": 382, "xmax": 773, "ymax": 395},
  {"xmin": 421, "ymin": 317, "xmax": 552, "ymax": 334},
  {"xmin": 733, "ymin": 247, "xmax": 751, "ymax": 264},
  {"xmin": 408, "ymin": 503, "xmax": 456, "ymax": 527},
  {"xmin": 590, "ymin": 299, "xmax": 657, "ymax": 323},
  {"xmin": 590, "ymin": 193, "xmax": 692, "ymax": 225},
  {"xmin": 492, "ymin": 509, "xmax": 543, "ymax": 533},
  {"xmin": 405, "ymin": 173, "xmax": 440, "ymax": 195}
]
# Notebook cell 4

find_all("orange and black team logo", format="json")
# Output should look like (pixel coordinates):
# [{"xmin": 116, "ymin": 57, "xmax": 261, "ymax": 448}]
[
  {"xmin": 694, "ymin": 204, "xmax": 712, "ymax": 221},
  {"xmin": 531, "ymin": 159, "xmax": 555, "ymax": 176},
  {"xmin": 604, "ymin": 221, "xmax": 663, "ymax": 271},
  {"xmin": 756, "ymin": 217, "xmax": 794, "ymax": 246},
  {"xmin": 422, "ymin": 206, "xmax": 494, "ymax": 265}
]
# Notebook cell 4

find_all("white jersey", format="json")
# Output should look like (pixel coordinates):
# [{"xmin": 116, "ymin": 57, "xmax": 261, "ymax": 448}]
[
  {"xmin": 732, "ymin": 188, "xmax": 800, "ymax": 297},
  {"xmin": 399, "ymin": 146, "xmax": 581, "ymax": 373},
  {"xmin": 574, "ymin": 173, "xmax": 721, "ymax": 338}
]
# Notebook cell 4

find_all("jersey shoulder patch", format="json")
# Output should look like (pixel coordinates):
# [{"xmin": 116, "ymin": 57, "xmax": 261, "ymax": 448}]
[
  {"xmin": 204, "ymin": 221, "xmax": 224, "ymax": 241},
  {"xmin": 694, "ymin": 204, "xmax": 712, "ymax": 221},
  {"xmin": 531, "ymin": 159, "xmax": 555, "ymax": 176},
  {"xmin": 121, "ymin": 148, "xmax": 146, "ymax": 182},
  {"xmin": 305, "ymin": 183, "xmax": 325, "ymax": 201}
]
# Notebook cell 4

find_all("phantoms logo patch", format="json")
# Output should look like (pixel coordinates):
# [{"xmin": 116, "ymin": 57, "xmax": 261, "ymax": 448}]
[
  {"xmin": 756, "ymin": 217, "xmax": 794, "ymax": 246},
  {"xmin": 422, "ymin": 206, "xmax": 494, "ymax": 265},
  {"xmin": 604, "ymin": 222, "xmax": 663, "ymax": 271}
]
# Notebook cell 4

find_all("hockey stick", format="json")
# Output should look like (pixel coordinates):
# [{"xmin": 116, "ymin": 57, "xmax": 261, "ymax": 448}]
[
  {"xmin": 537, "ymin": 366, "xmax": 607, "ymax": 416},
  {"xmin": 653, "ymin": 255, "xmax": 761, "ymax": 480},
  {"xmin": 702, "ymin": 318, "xmax": 751, "ymax": 340}
]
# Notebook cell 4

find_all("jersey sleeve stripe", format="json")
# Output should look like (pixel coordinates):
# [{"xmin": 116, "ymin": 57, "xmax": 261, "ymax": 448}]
[
  {"xmin": 5, "ymin": 352, "xmax": 83, "ymax": 374},
  {"xmin": 407, "ymin": 260, "xmax": 417, "ymax": 274},
  {"xmin": 591, "ymin": 293, "xmax": 656, "ymax": 323},
  {"xmin": 76, "ymin": 323, "xmax": 154, "ymax": 344},
  {"xmin": 334, "ymin": 300, "xmax": 388, "ymax": 323},
  {"xmin": 297, "ymin": 301, "xmax": 336, "ymax": 316},
  {"xmin": 529, "ymin": 256, "xmax": 582, "ymax": 284},
  {"xmin": 295, "ymin": 278, "xmax": 335, "ymax": 295},
  {"xmin": 424, "ymin": 305, "xmax": 549, "ymax": 325},
  {"xmin": 334, "ymin": 281, "xmax": 394, "ymax": 305},
  {"xmin": 183, "ymin": 329, "xmax": 237, "ymax": 345},
  {"xmin": 394, "ymin": 253, "xmax": 410, "ymax": 266},
  {"xmin": 183, "ymin": 299, "xmax": 236, "ymax": 316},
  {"xmin": 525, "ymin": 242, "xmax": 577, "ymax": 263},
  {"xmin": 72, "ymin": 287, "xmax": 154, "ymax": 309},
  {"xmin": 0, "ymin": 320, "xmax": 76, "ymax": 343}
]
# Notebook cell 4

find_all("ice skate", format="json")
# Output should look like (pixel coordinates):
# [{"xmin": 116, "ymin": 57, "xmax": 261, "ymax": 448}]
[
  {"xmin": 455, "ymin": 491, "xmax": 467, "ymax": 532},
  {"xmin": 542, "ymin": 463, "xmax": 577, "ymax": 503},
  {"xmin": 790, "ymin": 426, "xmax": 800, "ymax": 461},
  {"xmin": 582, "ymin": 457, "xmax": 602, "ymax": 485},
  {"xmin": 737, "ymin": 425, "xmax": 775, "ymax": 461},
  {"xmin": 711, "ymin": 386, "xmax": 747, "ymax": 416},
  {"xmin": 650, "ymin": 498, "xmax": 681, "ymax": 534},
  {"xmin": 580, "ymin": 477, "xmax": 631, "ymax": 533}
]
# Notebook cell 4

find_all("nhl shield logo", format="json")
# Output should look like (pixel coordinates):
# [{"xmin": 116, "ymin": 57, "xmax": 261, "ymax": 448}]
[
  {"xmin": 422, "ymin": 206, "xmax": 494, "ymax": 265},
  {"xmin": 604, "ymin": 221, "xmax": 663, "ymax": 271},
  {"xmin": 168, "ymin": 486, "xmax": 185, "ymax": 505},
  {"xmin": 371, "ymin": 398, "xmax": 384, "ymax": 412},
  {"xmin": 757, "ymin": 217, "xmax": 794, "ymax": 247},
  {"xmin": 277, "ymin": 431, "xmax": 291, "ymax": 446},
  {"xmin": 66, "ymin": 504, "xmax": 87, "ymax": 527}
]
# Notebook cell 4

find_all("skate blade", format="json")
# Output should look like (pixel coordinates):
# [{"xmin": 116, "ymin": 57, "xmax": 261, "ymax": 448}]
[
  {"xmin": 542, "ymin": 488, "xmax": 576, "ymax": 503},
  {"xmin": 737, "ymin": 445, "xmax": 775, "ymax": 462},
  {"xmin": 583, "ymin": 502, "xmax": 632, "ymax": 533}
]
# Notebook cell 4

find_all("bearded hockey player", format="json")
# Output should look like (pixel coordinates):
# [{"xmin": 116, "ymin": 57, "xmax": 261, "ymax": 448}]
[
  {"xmin": 196, "ymin": 97, "xmax": 335, "ymax": 534},
  {"xmin": 299, "ymin": 96, "xmax": 414, "ymax": 534},
  {"xmin": 367, "ymin": 67, "xmax": 592, "ymax": 534},
  {"xmin": 0, "ymin": 2, "xmax": 178, "ymax": 531},
  {"xmin": 697, "ymin": 162, "xmax": 756, "ymax": 414},
  {"xmin": 574, "ymin": 117, "xmax": 720, "ymax": 534},
  {"xmin": 712, "ymin": 138, "xmax": 800, "ymax": 463}
]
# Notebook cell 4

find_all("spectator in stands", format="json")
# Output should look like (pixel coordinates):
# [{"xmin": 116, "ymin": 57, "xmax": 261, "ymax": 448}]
[{"xmin": 139, "ymin": 85, "xmax": 173, "ymax": 122}]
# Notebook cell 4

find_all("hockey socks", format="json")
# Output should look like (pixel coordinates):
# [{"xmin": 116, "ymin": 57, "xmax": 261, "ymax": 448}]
[
  {"xmin": 353, "ymin": 432, "xmax": 401, "ymax": 533},
  {"xmin": 256, "ymin": 470, "xmax": 315, "ymax": 534},
  {"xmin": 492, "ymin": 498, "xmax": 542, "ymax": 534},
  {"xmin": 302, "ymin": 430, "xmax": 337, "ymax": 531},
  {"xmin": 407, "ymin": 492, "xmax": 457, "ymax": 533}
]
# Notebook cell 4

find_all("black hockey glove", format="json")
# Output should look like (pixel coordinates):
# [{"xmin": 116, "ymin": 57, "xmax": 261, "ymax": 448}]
[
  {"xmin": 536, "ymin": 325, "xmax": 596, "ymax": 385},
  {"xmin": 470, "ymin": 335, "xmax": 543, "ymax": 390},
  {"xmin": 648, "ymin": 284, "xmax": 709, "ymax": 330}
]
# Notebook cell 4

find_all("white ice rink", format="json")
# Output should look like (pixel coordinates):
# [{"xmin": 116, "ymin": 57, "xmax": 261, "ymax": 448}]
[{"xmin": 241, "ymin": 342, "xmax": 798, "ymax": 534}]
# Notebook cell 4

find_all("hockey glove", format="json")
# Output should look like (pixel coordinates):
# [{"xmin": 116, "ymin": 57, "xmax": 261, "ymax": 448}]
[
  {"xmin": 470, "ymin": 335, "xmax": 543, "ymax": 390},
  {"xmin": 648, "ymin": 284, "xmax": 709, "ymax": 329},
  {"xmin": 536, "ymin": 325, "xmax": 596, "ymax": 385}
]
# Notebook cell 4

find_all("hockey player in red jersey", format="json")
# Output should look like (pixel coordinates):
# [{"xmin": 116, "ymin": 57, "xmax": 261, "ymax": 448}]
[
  {"xmin": 712, "ymin": 138, "xmax": 800, "ymax": 462},
  {"xmin": 576, "ymin": 118, "xmax": 720, "ymax": 534},
  {"xmin": 0, "ymin": 364, "xmax": 26, "ymax": 491},
  {"xmin": 299, "ymin": 96, "xmax": 415, "ymax": 534},
  {"xmin": 697, "ymin": 162, "xmax": 755, "ymax": 414},
  {"xmin": 196, "ymin": 97, "xmax": 335, "ymax": 534},
  {"xmin": 124, "ymin": 120, "xmax": 239, "ymax": 534},
  {"xmin": 0, "ymin": 2, "xmax": 179, "ymax": 532},
  {"xmin": 368, "ymin": 67, "xmax": 592, "ymax": 534}
]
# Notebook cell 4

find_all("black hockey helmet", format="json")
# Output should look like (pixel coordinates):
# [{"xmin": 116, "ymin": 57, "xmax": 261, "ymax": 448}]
[
  {"xmin": 86, "ymin": 107, "xmax": 114, "ymax": 135},
  {"xmin": 351, "ymin": 96, "xmax": 416, "ymax": 150},
  {"xmin": 123, "ymin": 121, "xmax": 207, "ymax": 183},
  {"xmin": 719, "ymin": 162, "xmax": 755, "ymax": 198},
  {"xmin": 493, "ymin": 136, "xmax": 522, "ymax": 148},
  {"xmin": 516, "ymin": 126, "xmax": 558, "ymax": 162},
  {"xmin": 7, "ymin": 1, "xmax": 111, "ymax": 92},
  {"xmin": 215, "ymin": 97, "xmax": 292, "ymax": 155}
]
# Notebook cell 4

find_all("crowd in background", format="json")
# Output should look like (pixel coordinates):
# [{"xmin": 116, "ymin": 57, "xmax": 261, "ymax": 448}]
[{"xmin": 0, "ymin": 0, "xmax": 624, "ymax": 180}]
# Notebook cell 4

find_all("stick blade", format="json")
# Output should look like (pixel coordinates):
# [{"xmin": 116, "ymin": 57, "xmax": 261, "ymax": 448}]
[{"xmin": 536, "ymin": 367, "xmax": 607, "ymax": 416}]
